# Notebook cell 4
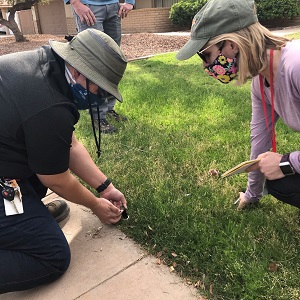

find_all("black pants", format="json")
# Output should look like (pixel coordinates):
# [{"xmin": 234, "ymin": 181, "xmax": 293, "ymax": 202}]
[
  {"xmin": 0, "ymin": 177, "xmax": 70, "ymax": 293},
  {"xmin": 266, "ymin": 173, "xmax": 300, "ymax": 208}
]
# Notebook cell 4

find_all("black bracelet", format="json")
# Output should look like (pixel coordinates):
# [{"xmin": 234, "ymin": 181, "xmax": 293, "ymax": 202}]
[{"xmin": 96, "ymin": 178, "xmax": 112, "ymax": 193}]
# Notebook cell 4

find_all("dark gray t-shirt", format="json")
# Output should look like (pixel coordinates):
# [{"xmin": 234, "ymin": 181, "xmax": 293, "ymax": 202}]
[{"xmin": 0, "ymin": 46, "xmax": 79, "ymax": 179}]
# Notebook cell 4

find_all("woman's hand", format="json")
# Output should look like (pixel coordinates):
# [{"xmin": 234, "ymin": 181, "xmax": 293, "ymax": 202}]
[{"xmin": 246, "ymin": 151, "xmax": 284, "ymax": 180}]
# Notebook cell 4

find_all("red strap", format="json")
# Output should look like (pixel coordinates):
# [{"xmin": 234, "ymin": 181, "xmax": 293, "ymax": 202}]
[{"xmin": 259, "ymin": 49, "xmax": 276, "ymax": 152}]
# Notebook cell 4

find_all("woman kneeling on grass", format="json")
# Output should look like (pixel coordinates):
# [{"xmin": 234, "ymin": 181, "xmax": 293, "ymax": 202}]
[{"xmin": 176, "ymin": 0, "xmax": 300, "ymax": 215}]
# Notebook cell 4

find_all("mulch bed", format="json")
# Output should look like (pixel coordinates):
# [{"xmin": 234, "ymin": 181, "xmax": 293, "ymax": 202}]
[{"xmin": 0, "ymin": 33, "xmax": 190, "ymax": 60}]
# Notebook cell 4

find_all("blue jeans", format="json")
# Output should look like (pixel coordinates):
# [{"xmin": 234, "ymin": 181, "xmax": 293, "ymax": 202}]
[
  {"xmin": 0, "ymin": 178, "xmax": 70, "ymax": 294},
  {"xmin": 266, "ymin": 173, "xmax": 300, "ymax": 208},
  {"xmin": 73, "ymin": 3, "xmax": 121, "ymax": 119}
]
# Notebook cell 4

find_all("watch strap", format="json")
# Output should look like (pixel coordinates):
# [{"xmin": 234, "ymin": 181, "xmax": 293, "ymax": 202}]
[
  {"xmin": 280, "ymin": 153, "xmax": 290, "ymax": 163},
  {"xmin": 96, "ymin": 178, "xmax": 112, "ymax": 193},
  {"xmin": 279, "ymin": 154, "xmax": 295, "ymax": 176}
]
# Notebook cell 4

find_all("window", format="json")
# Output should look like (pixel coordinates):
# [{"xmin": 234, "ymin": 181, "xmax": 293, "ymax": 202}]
[{"xmin": 154, "ymin": 0, "xmax": 179, "ymax": 8}]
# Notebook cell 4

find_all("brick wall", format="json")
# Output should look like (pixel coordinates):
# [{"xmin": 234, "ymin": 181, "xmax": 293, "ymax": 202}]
[
  {"xmin": 53, "ymin": 5, "xmax": 300, "ymax": 36},
  {"xmin": 122, "ymin": 7, "xmax": 187, "ymax": 33},
  {"xmin": 64, "ymin": 7, "xmax": 186, "ymax": 35},
  {"xmin": 66, "ymin": 17, "xmax": 77, "ymax": 35}
]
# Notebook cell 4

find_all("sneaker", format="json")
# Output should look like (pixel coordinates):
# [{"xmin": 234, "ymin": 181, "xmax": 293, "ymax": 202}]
[
  {"xmin": 107, "ymin": 110, "xmax": 128, "ymax": 122},
  {"xmin": 46, "ymin": 200, "xmax": 70, "ymax": 223},
  {"xmin": 98, "ymin": 119, "xmax": 118, "ymax": 134}
]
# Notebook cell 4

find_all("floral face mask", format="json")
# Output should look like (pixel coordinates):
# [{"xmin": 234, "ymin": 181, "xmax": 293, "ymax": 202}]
[{"xmin": 204, "ymin": 53, "xmax": 238, "ymax": 84}]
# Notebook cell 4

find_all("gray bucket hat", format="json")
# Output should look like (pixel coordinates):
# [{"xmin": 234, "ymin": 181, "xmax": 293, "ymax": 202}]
[
  {"xmin": 176, "ymin": 0, "xmax": 258, "ymax": 61},
  {"xmin": 49, "ymin": 29, "xmax": 127, "ymax": 102}
]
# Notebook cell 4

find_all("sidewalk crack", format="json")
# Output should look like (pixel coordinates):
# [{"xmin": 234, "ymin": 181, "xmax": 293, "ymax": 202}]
[{"xmin": 73, "ymin": 254, "xmax": 147, "ymax": 299}]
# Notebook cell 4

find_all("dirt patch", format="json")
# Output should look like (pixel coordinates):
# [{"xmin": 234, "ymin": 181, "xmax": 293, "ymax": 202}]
[
  {"xmin": 121, "ymin": 33, "xmax": 190, "ymax": 60},
  {"xmin": 0, "ymin": 33, "xmax": 190, "ymax": 59}
]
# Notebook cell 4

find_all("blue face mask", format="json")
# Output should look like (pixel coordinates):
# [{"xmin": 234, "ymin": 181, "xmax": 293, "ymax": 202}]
[
  {"xmin": 69, "ymin": 83, "xmax": 105, "ymax": 110},
  {"xmin": 65, "ymin": 66, "xmax": 106, "ymax": 110}
]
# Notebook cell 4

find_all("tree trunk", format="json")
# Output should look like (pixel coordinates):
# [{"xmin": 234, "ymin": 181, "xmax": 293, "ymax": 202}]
[
  {"xmin": 12, "ymin": 27, "xmax": 27, "ymax": 42},
  {"xmin": 0, "ymin": 16, "xmax": 27, "ymax": 42},
  {"xmin": 10, "ymin": 5, "xmax": 28, "ymax": 42},
  {"xmin": 8, "ymin": 19, "xmax": 27, "ymax": 42},
  {"xmin": 0, "ymin": 0, "xmax": 38, "ymax": 42}
]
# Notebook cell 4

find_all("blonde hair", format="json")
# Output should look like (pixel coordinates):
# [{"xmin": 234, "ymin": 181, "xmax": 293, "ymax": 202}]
[{"xmin": 208, "ymin": 22, "xmax": 290, "ymax": 85}]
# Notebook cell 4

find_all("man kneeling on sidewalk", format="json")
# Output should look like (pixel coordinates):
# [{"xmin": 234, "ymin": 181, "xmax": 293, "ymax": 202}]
[{"xmin": 0, "ymin": 29, "xmax": 128, "ymax": 293}]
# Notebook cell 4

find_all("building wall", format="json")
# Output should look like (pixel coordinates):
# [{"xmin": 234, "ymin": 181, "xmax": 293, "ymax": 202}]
[
  {"xmin": 65, "ymin": 6, "xmax": 185, "ymax": 35},
  {"xmin": 64, "ymin": 0, "xmax": 157, "ymax": 35},
  {"xmin": 37, "ymin": 0, "xmax": 68, "ymax": 34},
  {"xmin": 14, "ymin": 0, "xmax": 300, "ymax": 36},
  {"xmin": 17, "ymin": 9, "xmax": 35, "ymax": 34},
  {"xmin": 122, "ymin": 7, "xmax": 186, "ymax": 33},
  {"xmin": 65, "ymin": 4, "xmax": 77, "ymax": 35},
  {"xmin": 135, "ymin": 0, "xmax": 152, "ymax": 9}
]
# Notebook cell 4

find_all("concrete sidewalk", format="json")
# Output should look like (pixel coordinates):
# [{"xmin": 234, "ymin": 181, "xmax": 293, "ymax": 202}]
[{"xmin": 3, "ymin": 192, "xmax": 201, "ymax": 300}]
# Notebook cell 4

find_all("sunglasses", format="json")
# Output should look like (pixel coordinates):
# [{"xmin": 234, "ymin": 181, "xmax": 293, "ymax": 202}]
[{"xmin": 197, "ymin": 41, "xmax": 225, "ymax": 63}]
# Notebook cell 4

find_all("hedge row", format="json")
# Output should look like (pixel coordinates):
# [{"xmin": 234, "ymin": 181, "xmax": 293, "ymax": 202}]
[{"xmin": 169, "ymin": 0, "xmax": 300, "ymax": 27}]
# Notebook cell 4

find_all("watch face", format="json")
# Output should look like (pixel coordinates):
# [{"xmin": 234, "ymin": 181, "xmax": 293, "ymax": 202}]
[{"xmin": 279, "ymin": 162, "xmax": 295, "ymax": 175}]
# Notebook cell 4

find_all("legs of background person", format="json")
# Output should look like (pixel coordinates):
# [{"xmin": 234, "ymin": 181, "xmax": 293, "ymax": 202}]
[
  {"xmin": 73, "ymin": 4, "xmax": 105, "ymax": 32},
  {"xmin": 266, "ymin": 174, "xmax": 300, "ymax": 208},
  {"xmin": 73, "ymin": 3, "xmax": 126, "ymax": 133},
  {"xmin": 91, "ymin": 98, "xmax": 117, "ymax": 134},
  {"xmin": 73, "ymin": 3, "xmax": 121, "ymax": 41},
  {"xmin": 106, "ymin": 96, "xmax": 128, "ymax": 122},
  {"xmin": 0, "ymin": 179, "xmax": 70, "ymax": 294},
  {"xmin": 103, "ymin": 2, "xmax": 122, "ymax": 46}
]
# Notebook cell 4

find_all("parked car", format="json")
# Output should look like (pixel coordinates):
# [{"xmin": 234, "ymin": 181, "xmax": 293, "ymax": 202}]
[{"xmin": 0, "ymin": 24, "xmax": 6, "ymax": 34}]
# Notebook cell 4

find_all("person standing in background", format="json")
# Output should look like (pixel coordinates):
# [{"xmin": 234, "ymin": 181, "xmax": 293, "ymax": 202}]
[{"xmin": 66, "ymin": 0, "xmax": 135, "ymax": 133}]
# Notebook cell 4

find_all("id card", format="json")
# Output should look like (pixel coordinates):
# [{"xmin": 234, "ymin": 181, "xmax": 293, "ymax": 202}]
[{"xmin": 3, "ymin": 194, "xmax": 24, "ymax": 216}]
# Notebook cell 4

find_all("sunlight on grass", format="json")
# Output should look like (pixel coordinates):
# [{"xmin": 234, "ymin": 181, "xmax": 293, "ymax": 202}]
[{"xmin": 76, "ymin": 51, "xmax": 300, "ymax": 300}]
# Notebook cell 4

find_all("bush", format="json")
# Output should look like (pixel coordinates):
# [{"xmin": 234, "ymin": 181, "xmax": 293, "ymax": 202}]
[
  {"xmin": 169, "ymin": 0, "xmax": 208, "ymax": 27},
  {"xmin": 255, "ymin": 0, "xmax": 300, "ymax": 20},
  {"xmin": 169, "ymin": 0, "xmax": 300, "ymax": 27}
]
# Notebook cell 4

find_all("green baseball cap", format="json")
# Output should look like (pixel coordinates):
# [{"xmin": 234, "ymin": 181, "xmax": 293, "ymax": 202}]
[
  {"xmin": 176, "ymin": 0, "xmax": 258, "ymax": 61},
  {"xmin": 49, "ymin": 29, "xmax": 127, "ymax": 102}
]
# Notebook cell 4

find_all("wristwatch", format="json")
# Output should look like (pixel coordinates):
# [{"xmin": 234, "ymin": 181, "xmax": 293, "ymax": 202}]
[
  {"xmin": 279, "ymin": 154, "xmax": 295, "ymax": 176},
  {"xmin": 96, "ymin": 178, "xmax": 112, "ymax": 193}
]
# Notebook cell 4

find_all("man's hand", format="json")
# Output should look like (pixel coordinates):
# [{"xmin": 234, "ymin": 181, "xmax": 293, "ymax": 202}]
[
  {"xmin": 100, "ymin": 184, "xmax": 127, "ymax": 209},
  {"xmin": 37, "ymin": 171, "xmax": 125, "ymax": 225},
  {"xmin": 118, "ymin": 3, "xmax": 133, "ymax": 18},
  {"xmin": 71, "ymin": 0, "xmax": 96, "ymax": 26},
  {"xmin": 91, "ymin": 197, "xmax": 123, "ymax": 224},
  {"xmin": 246, "ymin": 151, "xmax": 284, "ymax": 180}
]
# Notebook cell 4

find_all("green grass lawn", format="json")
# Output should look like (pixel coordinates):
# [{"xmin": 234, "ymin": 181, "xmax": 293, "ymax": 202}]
[{"xmin": 76, "ymin": 41, "xmax": 300, "ymax": 299}]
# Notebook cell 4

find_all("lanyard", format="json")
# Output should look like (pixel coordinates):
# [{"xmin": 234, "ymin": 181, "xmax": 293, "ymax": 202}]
[
  {"xmin": 87, "ymin": 80, "xmax": 102, "ymax": 158},
  {"xmin": 259, "ymin": 49, "xmax": 276, "ymax": 152}
]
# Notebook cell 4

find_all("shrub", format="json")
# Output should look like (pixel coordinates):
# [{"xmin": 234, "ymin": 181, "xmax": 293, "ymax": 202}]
[
  {"xmin": 169, "ymin": 0, "xmax": 300, "ymax": 27},
  {"xmin": 169, "ymin": 0, "xmax": 208, "ymax": 27},
  {"xmin": 255, "ymin": 0, "xmax": 300, "ymax": 20}
]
